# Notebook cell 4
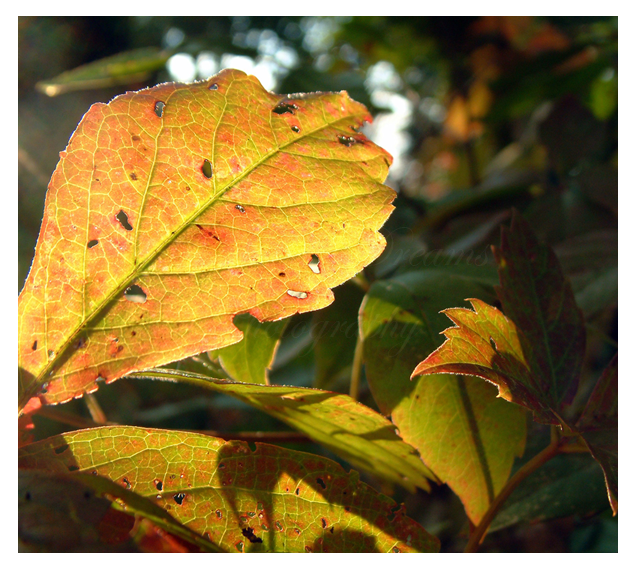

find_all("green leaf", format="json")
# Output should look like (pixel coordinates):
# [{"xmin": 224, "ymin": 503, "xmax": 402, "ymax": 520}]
[
  {"xmin": 360, "ymin": 270, "xmax": 526, "ymax": 524},
  {"xmin": 576, "ymin": 353, "xmax": 618, "ymax": 514},
  {"xmin": 312, "ymin": 282, "xmax": 365, "ymax": 389},
  {"xmin": 35, "ymin": 47, "xmax": 171, "ymax": 97},
  {"xmin": 19, "ymin": 427, "xmax": 440, "ymax": 553},
  {"xmin": 210, "ymin": 313, "xmax": 288, "ymax": 385},
  {"xmin": 130, "ymin": 368, "xmax": 436, "ymax": 492}
]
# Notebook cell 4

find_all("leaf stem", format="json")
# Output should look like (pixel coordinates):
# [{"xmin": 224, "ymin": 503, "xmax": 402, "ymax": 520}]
[
  {"xmin": 349, "ymin": 334, "xmax": 364, "ymax": 401},
  {"xmin": 464, "ymin": 426, "xmax": 561, "ymax": 552},
  {"xmin": 84, "ymin": 393, "xmax": 108, "ymax": 424}
]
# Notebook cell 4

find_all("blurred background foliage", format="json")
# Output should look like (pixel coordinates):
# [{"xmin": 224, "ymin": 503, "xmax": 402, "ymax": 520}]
[{"xmin": 18, "ymin": 16, "xmax": 617, "ymax": 552}]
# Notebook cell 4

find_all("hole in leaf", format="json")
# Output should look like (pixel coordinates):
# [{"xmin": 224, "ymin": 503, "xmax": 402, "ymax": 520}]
[
  {"xmin": 173, "ymin": 493, "xmax": 186, "ymax": 505},
  {"xmin": 54, "ymin": 444, "xmax": 69, "ymax": 454},
  {"xmin": 235, "ymin": 204, "xmax": 246, "ymax": 214},
  {"xmin": 209, "ymin": 82, "xmax": 219, "ymax": 90},
  {"xmin": 202, "ymin": 159, "xmax": 213, "ymax": 178},
  {"xmin": 338, "ymin": 135, "xmax": 356, "ymax": 147},
  {"xmin": 308, "ymin": 254, "xmax": 321, "ymax": 274},
  {"xmin": 273, "ymin": 102, "xmax": 298, "ymax": 115},
  {"xmin": 31, "ymin": 340, "xmax": 37, "ymax": 351},
  {"xmin": 216, "ymin": 509, "xmax": 222, "ymax": 519},
  {"xmin": 47, "ymin": 349, "xmax": 55, "ymax": 360},
  {"xmin": 96, "ymin": 374, "xmax": 106, "ymax": 383},
  {"xmin": 116, "ymin": 210, "xmax": 133, "ymax": 231},
  {"xmin": 316, "ymin": 477, "xmax": 326, "ymax": 490},
  {"xmin": 154, "ymin": 479, "xmax": 163, "ymax": 491},
  {"xmin": 291, "ymin": 125, "xmax": 300, "ymax": 133},
  {"xmin": 68, "ymin": 465, "xmax": 79, "ymax": 472},
  {"xmin": 489, "ymin": 337, "xmax": 497, "ymax": 350},
  {"xmin": 87, "ymin": 239, "xmax": 99, "ymax": 249},
  {"xmin": 125, "ymin": 284, "xmax": 147, "ymax": 303},
  {"xmin": 122, "ymin": 477, "xmax": 131, "ymax": 488},
  {"xmin": 321, "ymin": 518, "xmax": 327, "ymax": 528},
  {"xmin": 154, "ymin": 101, "xmax": 165, "ymax": 117},
  {"xmin": 287, "ymin": 289, "xmax": 308, "ymax": 299}
]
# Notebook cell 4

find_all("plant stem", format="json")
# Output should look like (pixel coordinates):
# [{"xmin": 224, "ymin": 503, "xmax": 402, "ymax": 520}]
[
  {"xmin": 464, "ymin": 427, "xmax": 561, "ymax": 552},
  {"xmin": 349, "ymin": 334, "xmax": 364, "ymax": 401},
  {"xmin": 84, "ymin": 393, "xmax": 108, "ymax": 424}
]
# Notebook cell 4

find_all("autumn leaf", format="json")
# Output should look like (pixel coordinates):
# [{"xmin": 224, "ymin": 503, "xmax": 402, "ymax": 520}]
[
  {"xmin": 18, "ymin": 427, "xmax": 440, "ymax": 553},
  {"xmin": 412, "ymin": 212, "xmax": 585, "ymax": 425},
  {"xmin": 360, "ymin": 269, "xmax": 526, "ymax": 524},
  {"xmin": 18, "ymin": 69, "xmax": 395, "ymax": 411},
  {"xmin": 130, "ymin": 368, "xmax": 436, "ymax": 492}
]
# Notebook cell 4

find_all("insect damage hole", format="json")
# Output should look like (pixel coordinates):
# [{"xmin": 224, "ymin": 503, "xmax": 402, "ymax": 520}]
[
  {"xmin": 308, "ymin": 254, "xmax": 321, "ymax": 274},
  {"xmin": 202, "ymin": 159, "xmax": 213, "ymax": 179},
  {"xmin": 154, "ymin": 101, "xmax": 165, "ymax": 117},
  {"xmin": 273, "ymin": 102, "xmax": 298, "ymax": 115},
  {"xmin": 125, "ymin": 284, "xmax": 147, "ymax": 304},
  {"xmin": 116, "ymin": 210, "xmax": 133, "ymax": 231},
  {"xmin": 287, "ymin": 289, "xmax": 308, "ymax": 299},
  {"xmin": 87, "ymin": 239, "xmax": 99, "ymax": 249}
]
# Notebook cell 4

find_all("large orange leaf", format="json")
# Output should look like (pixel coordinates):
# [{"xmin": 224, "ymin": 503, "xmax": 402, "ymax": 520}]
[{"xmin": 18, "ymin": 69, "xmax": 395, "ymax": 411}]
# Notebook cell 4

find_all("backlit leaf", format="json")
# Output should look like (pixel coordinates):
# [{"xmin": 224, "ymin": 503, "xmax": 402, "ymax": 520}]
[
  {"xmin": 360, "ymin": 270, "xmax": 526, "ymax": 524},
  {"xmin": 130, "ymin": 368, "xmax": 436, "ymax": 492},
  {"xmin": 18, "ymin": 427, "xmax": 440, "ymax": 553},
  {"xmin": 412, "ymin": 212, "xmax": 586, "ymax": 425},
  {"xmin": 18, "ymin": 69, "xmax": 395, "ymax": 411},
  {"xmin": 209, "ymin": 313, "xmax": 288, "ymax": 385},
  {"xmin": 35, "ymin": 47, "xmax": 171, "ymax": 97}
]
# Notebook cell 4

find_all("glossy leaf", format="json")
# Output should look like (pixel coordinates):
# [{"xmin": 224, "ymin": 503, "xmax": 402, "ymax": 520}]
[
  {"xmin": 35, "ymin": 47, "xmax": 171, "ymax": 97},
  {"xmin": 360, "ymin": 270, "xmax": 526, "ymax": 524},
  {"xmin": 210, "ymin": 313, "xmax": 288, "ymax": 385},
  {"xmin": 131, "ymin": 368, "xmax": 436, "ymax": 492},
  {"xmin": 576, "ymin": 354, "xmax": 618, "ymax": 514},
  {"xmin": 18, "ymin": 69, "xmax": 395, "ymax": 410},
  {"xmin": 18, "ymin": 427, "xmax": 440, "ymax": 553}
]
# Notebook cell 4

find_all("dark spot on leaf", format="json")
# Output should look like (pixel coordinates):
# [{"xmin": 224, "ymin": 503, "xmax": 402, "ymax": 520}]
[
  {"xmin": 330, "ymin": 526, "xmax": 334, "ymax": 533},
  {"xmin": 295, "ymin": 488, "xmax": 300, "ymax": 496},
  {"xmin": 130, "ymin": 172, "xmax": 138, "ymax": 181},
  {"xmin": 294, "ymin": 528, "xmax": 301, "ymax": 535},
  {"xmin": 87, "ymin": 239, "xmax": 99, "ymax": 249},
  {"xmin": 291, "ymin": 125, "xmax": 300, "ymax": 133},
  {"xmin": 125, "ymin": 284, "xmax": 147, "ymax": 303},
  {"xmin": 31, "ymin": 340, "xmax": 37, "ymax": 351},
  {"xmin": 154, "ymin": 101, "xmax": 165, "ymax": 117},
  {"xmin": 209, "ymin": 82, "xmax": 218, "ymax": 90},
  {"xmin": 76, "ymin": 338, "xmax": 87, "ymax": 349},
  {"xmin": 202, "ymin": 159, "xmax": 213, "ymax": 178},
  {"xmin": 68, "ymin": 465, "xmax": 79, "ymax": 472},
  {"xmin": 122, "ymin": 477, "xmax": 131, "ymax": 488},
  {"xmin": 84, "ymin": 490, "xmax": 91, "ymax": 500},
  {"xmin": 25, "ymin": 491, "xmax": 31, "ymax": 501},
  {"xmin": 321, "ymin": 518, "xmax": 327, "ymax": 528},
  {"xmin": 338, "ymin": 135, "xmax": 356, "ymax": 146},
  {"xmin": 235, "ymin": 204, "xmax": 246, "ymax": 213},
  {"xmin": 279, "ymin": 272, "xmax": 286, "ymax": 277},
  {"xmin": 316, "ymin": 477, "xmax": 326, "ymax": 490},
  {"xmin": 218, "ymin": 463, "xmax": 225, "ymax": 470},
  {"xmin": 92, "ymin": 470, "xmax": 98, "ymax": 476},
  {"xmin": 242, "ymin": 526, "xmax": 263, "ymax": 543},
  {"xmin": 273, "ymin": 101, "xmax": 298, "ymax": 115},
  {"xmin": 132, "ymin": 135, "xmax": 141, "ymax": 141},
  {"xmin": 116, "ymin": 210, "xmax": 133, "ymax": 231},
  {"xmin": 216, "ymin": 509, "xmax": 222, "ymax": 519},
  {"xmin": 131, "ymin": 331, "xmax": 136, "ymax": 336},
  {"xmin": 54, "ymin": 444, "xmax": 69, "ymax": 454},
  {"xmin": 275, "ymin": 521, "xmax": 283, "ymax": 531},
  {"xmin": 173, "ymin": 493, "xmax": 186, "ymax": 505},
  {"xmin": 154, "ymin": 479, "xmax": 163, "ymax": 491}
]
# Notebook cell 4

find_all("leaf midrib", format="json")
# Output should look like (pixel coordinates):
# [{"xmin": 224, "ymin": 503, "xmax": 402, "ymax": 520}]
[{"xmin": 32, "ymin": 87, "xmax": 368, "ymax": 394}]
